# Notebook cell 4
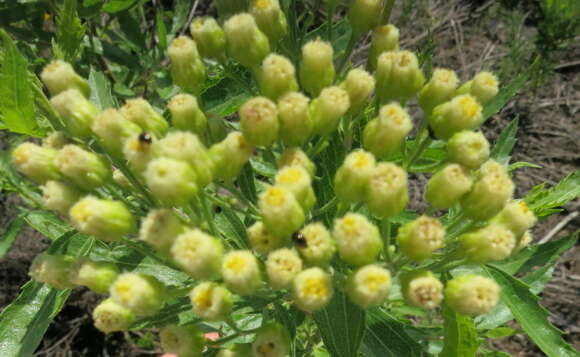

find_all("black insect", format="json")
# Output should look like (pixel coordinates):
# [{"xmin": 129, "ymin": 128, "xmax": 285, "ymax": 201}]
[
  {"xmin": 292, "ymin": 231, "xmax": 307, "ymax": 247},
  {"xmin": 138, "ymin": 132, "xmax": 152, "ymax": 144}
]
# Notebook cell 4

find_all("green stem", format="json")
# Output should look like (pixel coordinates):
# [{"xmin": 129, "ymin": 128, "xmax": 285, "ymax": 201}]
[
  {"xmin": 222, "ymin": 183, "xmax": 260, "ymax": 215},
  {"xmin": 326, "ymin": 0, "xmax": 337, "ymax": 41},
  {"xmin": 313, "ymin": 196, "xmax": 338, "ymax": 217},
  {"xmin": 199, "ymin": 192, "xmax": 218, "ymax": 236},
  {"xmin": 337, "ymin": 31, "xmax": 360, "ymax": 75},
  {"xmin": 381, "ymin": 0, "xmax": 396, "ymax": 24},
  {"xmin": 382, "ymin": 218, "xmax": 392, "ymax": 264},
  {"xmin": 112, "ymin": 158, "xmax": 157, "ymax": 207},
  {"xmin": 307, "ymin": 134, "xmax": 329, "ymax": 157},
  {"xmin": 405, "ymin": 116, "xmax": 431, "ymax": 170}
]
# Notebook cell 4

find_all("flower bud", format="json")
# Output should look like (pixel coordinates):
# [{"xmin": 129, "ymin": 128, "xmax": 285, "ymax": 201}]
[
  {"xmin": 70, "ymin": 196, "xmax": 135, "ymax": 241},
  {"xmin": 447, "ymin": 131, "xmax": 490, "ymax": 169},
  {"xmin": 41, "ymin": 180, "xmax": 83, "ymax": 216},
  {"xmin": 341, "ymin": 68, "xmax": 375, "ymax": 114},
  {"xmin": 418, "ymin": 68, "xmax": 459, "ymax": 114},
  {"xmin": 490, "ymin": 201, "xmax": 537, "ymax": 239},
  {"xmin": 91, "ymin": 108, "xmax": 142, "ymax": 158},
  {"xmin": 168, "ymin": 36, "xmax": 206, "ymax": 95},
  {"xmin": 297, "ymin": 223, "xmax": 336, "ymax": 266},
  {"xmin": 218, "ymin": 344, "xmax": 253, "ymax": 357},
  {"xmin": 429, "ymin": 95, "xmax": 483, "ymax": 140},
  {"xmin": 347, "ymin": 0, "xmax": 383, "ymax": 35},
  {"xmin": 445, "ymin": 275, "xmax": 500, "ymax": 316},
  {"xmin": 397, "ymin": 215, "xmax": 445, "ymax": 261},
  {"xmin": 224, "ymin": 13, "xmax": 270, "ymax": 70},
  {"xmin": 112, "ymin": 169, "xmax": 130, "ymax": 187},
  {"xmin": 171, "ymin": 229, "xmax": 224, "ymax": 279},
  {"xmin": 513, "ymin": 230, "xmax": 532, "ymax": 254},
  {"xmin": 250, "ymin": 0, "xmax": 288, "ymax": 43},
  {"xmin": 70, "ymin": 258, "xmax": 119, "ymax": 294},
  {"xmin": 333, "ymin": 213, "xmax": 383, "ymax": 266},
  {"xmin": 29, "ymin": 253, "xmax": 74, "ymax": 289},
  {"xmin": 266, "ymin": 248, "xmax": 303, "ymax": 290},
  {"xmin": 334, "ymin": 150, "xmax": 376, "ymax": 203},
  {"xmin": 277, "ymin": 92, "xmax": 312, "ymax": 146},
  {"xmin": 190, "ymin": 17, "xmax": 226, "ymax": 60},
  {"xmin": 139, "ymin": 209, "xmax": 186, "ymax": 254},
  {"xmin": 366, "ymin": 162, "xmax": 409, "ymax": 218},
  {"xmin": 145, "ymin": 158, "xmax": 199, "ymax": 206},
  {"xmin": 12, "ymin": 142, "xmax": 60, "ymax": 183},
  {"xmin": 368, "ymin": 25, "xmax": 400, "ymax": 70},
  {"xmin": 123, "ymin": 132, "xmax": 156, "ymax": 174},
  {"xmin": 311, "ymin": 86, "xmax": 351, "ymax": 135},
  {"xmin": 55, "ymin": 145, "xmax": 110, "ymax": 190},
  {"xmin": 160, "ymin": 325, "xmax": 205, "ymax": 357},
  {"xmin": 277, "ymin": 147, "xmax": 316, "ymax": 177},
  {"xmin": 110, "ymin": 273, "xmax": 165, "ymax": 316},
  {"xmin": 376, "ymin": 51, "xmax": 425, "ymax": 104},
  {"xmin": 252, "ymin": 322, "xmax": 291, "ymax": 357},
  {"xmin": 346, "ymin": 264, "xmax": 391, "ymax": 309},
  {"xmin": 50, "ymin": 89, "xmax": 98, "ymax": 138},
  {"xmin": 93, "ymin": 298, "xmax": 135, "ymax": 333},
  {"xmin": 363, "ymin": 103, "xmax": 413, "ymax": 158},
  {"xmin": 41, "ymin": 60, "xmax": 90, "ymax": 97},
  {"xmin": 215, "ymin": 0, "xmax": 248, "ymax": 19},
  {"xmin": 425, "ymin": 163, "xmax": 473, "ymax": 209},
  {"xmin": 190, "ymin": 281, "xmax": 233, "ymax": 321},
  {"xmin": 222, "ymin": 250, "xmax": 263, "ymax": 296},
  {"xmin": 259, "ymin": 185, "xmax": 305, "ymax": 238},
  {"xmin": 154, "ymin": 131, "xmax": 214, "ymax": 187},
  {"xmin": 460, "ymin": 223, "xmax": 516, "ymax": 263},
  {"xmin": 42, "ymin": 131, "xmax": 68, "ymax": 149},
  {"xmin": 461, "ymin": 160, "xmax": 514, "ymax": 220},
  {"xmin": 292, "ymin": 267, "xmax": 333, "ymax": 312},
  {"xmin": 209, "ymin": 132, "xmax": 254, "ymax": 181},
  {"xmin": 168, "ymin": 94, "xmax": 207, "ymax": 135},
  {"xmin": 401, "ymin": 271, "xmax": 443, "ymax": 309},
  {"xmin": 299, "ymin": 40, "xmax": 335, "ymax": 96},
  {"xmin": 275, "ymin": 165, "xmax": 316, "ymax": 212},
  {"xmin": 248, "ymin": 221, "xmax": 288, "ymax": 255},
  {"xmin": 457, "ymin": 71, "xmax": 499, "ymax": 104},
  {"xmin": 259, "ymin": 54, "xmax": 298, "ymax": 101},
  {"xmin": 120, "ymin": 98, "xmax": 168, "ymax": 138},
  {"xmin": 239, "ymin": 96, "xmax": 279, "ymax": 147}
]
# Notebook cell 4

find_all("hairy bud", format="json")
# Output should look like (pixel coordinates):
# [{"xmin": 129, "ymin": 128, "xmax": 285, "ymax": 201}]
[
  {"xmin": 293, "ymin": 267, "xmax": 333, "ymax": 312},
  {"xmin": 92, "ymin": 109, "xmax": 142, "ymax": 158},
  {"xmin": 250, "ymin": 0, "xmax": 288, "ymax": 43},
  {"xmin": 160, "ymin": 325, "xmax": 205, "ymax": 357},
  {"xmin": 277, "ymin": 92, "xmax": 313, "ymax": 146},
  {"xmin": 259, "ymin": 54, "xmax": 298, "ymax": 101},
  {"xmin": 365, "ymin": 162, "xmax": 409, "ymax": 218},
  {"xmin": 363, "ymin": 103, "xmax": 413, "ymax": 158},
  {"xmin": 12, "ymin": 142, "xmax": 60, "ymax": 183},
  {"xmin": 278, "ymin": 148, "xmax": 316, "ymax": 177},
  {"xmin": 110, "ymin": 273, "xmax": 165, "ymax": 316},
  {"xmin": 266, "ymin": 248, "xmax": 303, "ymax": 290},
  {"xmin": 55, "ymin": 145, "xmax": 111, "ymax": 190},
  {"xmin": 222, "ymin": 250, "xmax": 263, "ymax": 296},
  {"xmin": 139, "ymin": 209, "xmax": 186, "ymax": 255},
  {"xmin": 341, "ymin": 68, "xmax": 375, "ymax": 114},
  {"xmin": 490, "ymin": 201, "xmax": 537, "ymax": 239},
  {"xmin": 29, "ymin": 253, "xmax": 74, "ymax": 289},
  {"xmin": 457, "ymin": 71, "xmax": 499, "ymax": 104},
  {"xmin": 248, "ymin": 221, "xmax": 288, "ymax": 255},
  {"xmin": 239, "ymin": 96, "xmax": 279, "ymax": 147},
  {"xmin": 123, "ymin": 132, "xmax": 156, "ymax": 175},
  {"xmin": 50, "ymin": 89, "xmax": 98, "ymax": 138},
  {"xmin": 259, "ymin": 185, "xmax": 305, "ymax": 238},
  {"xmin": 428, "ymin": 95, "xmax": 483, "ymax": 140},
  {"xmin": 348, "ymin": 0, "xmax": 383, "ymax": 35},
  {"xmin": 400, "ymin": 271, "xmax": 443, "ymax": 309},
  {"xmin": 41, "ymin": 60, "xmax": 90, "ymax": 97},
  {"xmin": 346, "ymin": 264, "xmax": 391, "ymax": 309},
  {"xmin": 168, "ymin": 36, "xmax": 206, "ymax": 95},
  {"xmin": 376, "ymin": 51, "xmax": 425, "ymax": 104},
  {"xmin": 70, "ymin": 196, "xmax": 135, "ymax": 241},
  {"xmin": 168, "ymin": 94, "xmax": 207, "ymax": 135},
  {"xmin": 70, "ymin": 258, "xmax": 119, "ymax": 294},
  {"xmin": 397, "ymin": 216, "xmax": 445, "ymax": 261},
  {"xmin": 418, "ymin": 68, "xmax": 459, "ymax": 114},
  {"xmin": 190, "ymin": 17, "xmax": 226, "ymax": 60},
  {"xmin": 190, "ymin": 281, "xmax": 233, "ymax": 321},
  {"xmin": 300, "ymin": 40, "xmax": 335, "ymax": 96},
  {"xmin": 334, "ymin": 150, "xmax": 376, "ymax": 203},
  {"xmin": 252, "ymin": 322, "xmax": 291, "ymax": 357},
  {"xmin": 297, "ymin": 222, "xmax": 336, "ymax": 266},
  {"xmin": 460, "ymin": 223, "xmax": 516, "ymax": 263},
  {"xmin": 145, "ymin": 158, "xmax": 199, "ymax": 206},
  {"xmin": 41, "ymin": 180, "xmax": 82, "ymax": 216},
  {"xmin": 368, "ymin": 25, "xmax": 399, "ymax": 70},
  {"xmin": 333, "ymin": 213, "xmax": 383, "ymax": 266},
  {"xmin": 447, "ymin": 131, "xmax": 490, "ymax": 169},
  {"xmin": 120, "ymin": 98, "xmax": 168, "ymax": 138},
  {"xmin": 445, "ymin": 275, "xmax": 500, "ymax": 316},
  {"xmin": 275, "ymin": 165, "xmax": 316, "ymax": 212},
  {"xmin": 425, "ymin": 164, "xmax": 473, "ymax": 209},
  {"xmin": 171, "ymin": 229, "xmax": 224, "ymax": 279},
  {"xmin": 224, "ymin": 13, "xmax": 270, "ymax": 70},
  {"xmin": 311, "ymin": 86, "xmax": 351, "ymax": 135},
  {"xmin": 93, "ymin": 298, "xmax": 135, "ymax": 333},
  {"xmin": 210, "ymin": 132, "xmax": 254, "ymax": 181}
]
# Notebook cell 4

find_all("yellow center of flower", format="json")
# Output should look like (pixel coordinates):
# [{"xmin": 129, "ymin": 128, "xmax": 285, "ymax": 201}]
[
  {"xmin": 226, "ymin": 255, "xmax": 247, "ymax": 273},
  {"xmin": 278, "ymin": 168, "xmax": 303, "ymax": 184},
  {"xmin": 12, "ymin": 147, "xmax": 28, "ymax": 164},
  {"xmin": 115, "ymin": 283, "xmax": 132, "ymax": 305},
  {"xmin": 255, "ymin": 0, "xmax": 271, "ymax": 9},
  {"xmin": 352, "ymin": 153, "xmax": 371, "ymax": 168},
  {"xmin": 71, "ymin": 200, "xmax": 91, "ymax": 224},
  {"xmin": 398, "ymin": 53, "xmax": 412, "ymax": 67},
  {"xmin": 364, "ymin": 273, "xmax": 388, "ymax": 292},
  {"xmin": 479, "ymin": 73, "xmax": 498, "ymax": 87},
  {"xmin": 518, "ymin": 201, "xmax": 529, "ymax": 213},
  {"xmin": 377, "ymin": 25, "xmax": 392, "ymax": 35},
  {"xmin": 265, "ymin": 187, "xmax": 286, "ymax": 207},
  {"xmin": 458, "ymin": 96, "xmax": 481, "ymax": 118},
  {"xmin": 303, "ymin": 278, "xmax": 327, "ymax": 298},
  {"xmin": 194, "ymin": 288, "xmax": 213, "ymax": 309}
]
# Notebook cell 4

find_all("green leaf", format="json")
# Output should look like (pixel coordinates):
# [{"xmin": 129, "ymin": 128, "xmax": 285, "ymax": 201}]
[
  {"xmin": 88, "ymin": 67, "xmax": 116, "ymax": 109},
  {"xmin": 170, "ymin": 0, "xmax": 190, "ymax": 34},
  {"xmin": 525, "ymin": 170, "xmax": 580, "ymax": 217},
  {"xmin": 361, "ymin": 308, "xmax": 423, "ymax": 357},
  {"xmin": 102, "ymin": 0, "xmax": 140, "ymax": 13},
  {"xmin": 313, "ymin": 290, "xmax": 366, "ymax": 357},
  {"xmin": 238, "ymin": 163, "xmax": 258, "ymax": 203},
  {"xmin": 24, "ymin": 210, "xmax": 72, "ymax": 240},
  {"xmin": 485, "ymin": 327, "xmax": 520, "ymax": 339},
  {"xmin": 490, "ymin": 118, "xmax": 518, "ymax": 165},
  {"xmin": 482, "ymin": 265, "xmax": 580, "ymax": 357},
  {"xmin": 215, "ymin": 210, "xmax": 249, "ymax": 249},
  {"xmin": 55, "ymin": 0, "xmax": 85, "ymax": 62},
  {"xmin": 0, "ymin": 149, "xmax": 42, "ymax": 205},
  {"xmin": 440, "ymin": 303, "xmax": 479, "ymax": 357},
  {"xmin": 0, "ymin": 216, "xmax": 24, "ymax": 258},
  {"xmin": 156, "ymin": 9, "xmax": 168, "ymax": 51},
  {"xmin": 508, "ymin": 161, "xmax": 541, "ymax": 172},
  {"xmin": 482, "ymin": 71, "xmax": 528, "ymax": 121}
]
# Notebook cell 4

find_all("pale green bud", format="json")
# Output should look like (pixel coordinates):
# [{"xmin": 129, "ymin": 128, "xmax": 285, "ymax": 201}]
[
  {"xmin": 418, "ymin": 68, "xmax": 459, "ymax": 114},
  {"xmin": 145, "ymin": 158, "xmax": 199, "ymax": 206},
  {"xmin": 120, "ymin": 98, "xmax": 168, "ymax": 138},
  {"xmin": 91, "ymin": 109, "xmax": 142, "ymax": 158},
  {"xmin": 447, "ymin": 131, "xmax": 490, "ymax": 169},
  {"xmin": 160, "ymin": 325, "xmax": 205, "ymax": 357},
  {"xmin": 311, "ymin": 86, "xmax": 351, "ymax": 135},
  {"xmin": 363, "ymin": 103, "xmax": 413, "ymax": 158},
  {"xmin": 92, "ymin": 298, "xmax": 135, "ymax": 333},
  {"xmin": 70, "ymin": 196, "xmax": 135, "ymax": 241},
  {"xmin": 50, "ymin": 89, "xmax": 98, "ymax": 138},
  {"xmin": 266, "ymin": 248, "xmax": 303, "ymax": 290},
  {"xmin": 168, "ymin": 94, "xmax": 207, "ymax": 135},
  {"xmin": 218, "ymin": 344, "xmax": 253, "ymax": 357},
  {"xmin": 277, "ymin": 147, "xmax": 316, "ymax": 177},
  {"xmin": 259, "ymin": 54, "xmax": 298, "ymax": 101},
  {"xmin": 425, "ymin": 163, "xmax": 473, "ymax": 209},
  {"xmin": 348, "ymin": 0, "xmax": 383, "ymax": 35},
  {"xmin": 41, "ymin": 60, "xmax": 90, "ymax": 97},
  {"xmin": 110, "ymin": 273, "xmax": 165, "ymax": 316},
  {"xmin": 341, "ymin": 68, "xmax": 375, "ymax": 114},
  {"xmin": 333, "ymin": 213, "xmax": 383, "ymax": 266},
  {"xmin": 168, "ymin": 36, "xmax": 206, "ymax": 95},
  {"xmin": 215, "ymin": 0, "xmax": 249, "ymax": 19},
  {"xmin": 366, "ymin": 162, "xmax": 409, "ymax": 218},
  {"xmin": 460, "ymin": 223, "xmax": 516, "ymax": 263},
  {"xmin": 250, "ymin": 0, "xmax": 288, "ymax": 43},
  {"xmin": 259, "ymin": 185, "xmax": 305, "ymax": 238},
  {"xmin": 334, "ymin": 150, "xmax": 376, "ymax": 203},
  {"xmin": 29, "ymin": 253, "xmax": 74, "ymax": 289},
  {"xmin": 346, "ymin": 264, "xmax": 391, "ymax": 309},
  {"xmin": 112, "ymin": 168, "xmax": 131, "ymax": 188},
  {"xmin": 429, "ymin": 95, "xmax": 484, "ymax": 140},
  {"xmin": 41, "ymin": 180, "xmax": 83, "ymax": 216},
  {"xmin": 277, "ymin": 92, "xmax": 312, "ymax": 146},
  {"xmin": 297, "ymin": 223, "xmax": 336, "ymax": 266},
  {"xmin": 55, "ymin": 144, "xmax": 110, "ymax": 190},
  {"xmin": 123, "ymin": 133, "xmax": 156, "ymax": 174},
  {"xmin": 300, "ymin": 40, "xmax": 335, "ymax": 96},
  {"xmin": 248, "ymin": 221, "xmax": 288, "ymax": 255},
  {"xmin": 368, "ymin": 24, "xmax": 399, "ymax": 70},
  {"xmin": 376, "ymin": 51, "xmax": 425, "ymax": 104},
  {"xmin": 224, "ymin": 13, "xmax": 270, "ymax": 70},
  {"xmin": 252, "ymin": 322, "xmax": 291, "ymax": 357},
  {"xmin": 239, "ymin": 96, "xmax": 279, "ymax": 147},
  {"xmin": 70, "ymin": 258, "xmax": 119, "ymax": 294},
  {"xmin": 400, "ymin": 270, "xmax": 443, "ymax": 309},
  {"xmin": 222, "ymin": 250, "xmax": 263, "ymax": 296},
  {"xmin": 397, "ymin": 215, "xmax": 445, "ymax": 261},
  {"xmin": 209, "ymin": 132, "xmax": 254, "ymax": 181},
  {"xmin": 275, "ymin": 165, "xmax": 316, "ymax": 212},
  {"xmin": 171, "ymin": 229, "xmax": 224, "ymax": 279},
  {"xmin": 513, "ymin": 230, "xmax": 532, "ymax": 254},
  {"xmin": 190, "ymin": 281, "xmax": 233, "ymax": 320},
  {"xmin": 139, "ymin": 209, "xmax": 186, "ymax": 254},
  {"xmin": 190, "ymin": 17, "xmax": 226, "ymax": 60},
  {"xmin": 445, "ymin": 275, "xmax": 500, "ymax": 316},
  {"xmin": 12, "ymin": 142, "xmax": 60, "ymax": 183},
  {"xmin": 292, "ymin": 267, "xmax": 333, "ymax": 312},
  {"xmin": 457, "ymin": 71, "xmax": 499, "ymax": 104},
  {"xmin": 490, "ymin": 201, "xmax": 537, "ymax": 239},
  {"xmin": 42, "ymin": 131, "xmax": 68, "ymax": 149}
]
